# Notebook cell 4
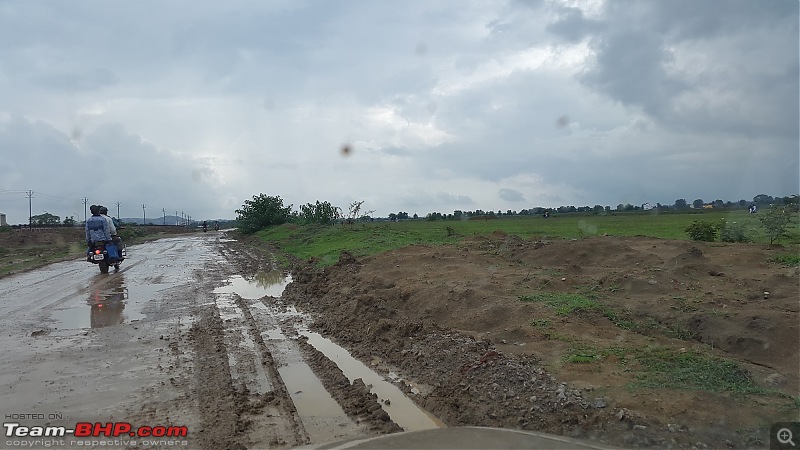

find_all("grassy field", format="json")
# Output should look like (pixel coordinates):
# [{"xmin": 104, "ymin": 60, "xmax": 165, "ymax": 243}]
[{"xmin": 257, "ymin": 209, "xmax": 800, "ymax": 266}]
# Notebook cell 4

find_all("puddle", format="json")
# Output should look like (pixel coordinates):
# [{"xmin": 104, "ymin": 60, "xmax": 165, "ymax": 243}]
[
  {"xmin": 213, "ymin": 271, "xmax": 292, "ymax": 299},
  {"xmin": 54, "ymin": 273, "xmax": 146, "ymax": 329},
  {"xmin": 300, "ymin": 330, "xmax": 445, "ymax": 431}
]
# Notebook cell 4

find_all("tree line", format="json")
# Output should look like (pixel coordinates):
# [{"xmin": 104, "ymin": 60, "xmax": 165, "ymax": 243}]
[{"xmin": 235, "ymin": 193, "xmax": 798, "ymax": 234}]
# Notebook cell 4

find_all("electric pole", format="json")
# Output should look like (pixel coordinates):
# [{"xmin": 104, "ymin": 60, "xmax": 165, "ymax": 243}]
[
  {"xmin": 82, "ymin": 197, "xmax": 89, "ymax": 224},
  {"xmin": 142, "ymin": 204, "xmax": 146, "ymax": 225},
  {"xmin": 27, "ymin": 190, "xmax": 33, "ymax": 229},
  {"xmin": 115, "ymin": 202, "xmax": 121, "ymax": 220},
  {"xmin": 175, "ymin": 211, "xmax": 178, "ymax": 226},
  {"xmin": 162, "ymin": 208, "xmax": 166, "ymax": 225}
]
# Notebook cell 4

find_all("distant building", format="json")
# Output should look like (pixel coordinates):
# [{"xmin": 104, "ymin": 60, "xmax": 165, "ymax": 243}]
[{"xmin": 0, "ymin": 213, "xmax": 6, "ymax": 226}]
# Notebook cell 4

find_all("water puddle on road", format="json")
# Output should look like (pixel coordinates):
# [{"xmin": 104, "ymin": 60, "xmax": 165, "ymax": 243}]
[
  {"xmin": 299, "ymin": 330, "xmax": 445, "ymax": 431},
  {"xmin": 53, "ymin": 272, "xmax": 149, "ymax": 330},
  {"xmin": 215, "ymin": 269, "xmax": 443, "ymax": 433},
  {"xmin": 213, "ymin": 270, "xmax": 292, "ymax": 299}
]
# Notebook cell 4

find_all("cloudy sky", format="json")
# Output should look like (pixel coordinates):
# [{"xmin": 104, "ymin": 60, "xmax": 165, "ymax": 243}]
[{"xmin": 0, "ymin": 0, "xmax": 797, "ymax": 223}]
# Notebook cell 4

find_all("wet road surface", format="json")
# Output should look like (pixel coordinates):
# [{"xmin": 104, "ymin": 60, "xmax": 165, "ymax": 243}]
[{"xmin": 0, "ymin": 233, "xmax": 441, "ymax": 449}]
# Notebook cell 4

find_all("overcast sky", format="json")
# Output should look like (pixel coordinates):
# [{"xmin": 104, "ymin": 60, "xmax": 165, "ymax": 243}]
[{"xmin": 0, "ymin": 0, "xmax": 797, "ymax": 223}]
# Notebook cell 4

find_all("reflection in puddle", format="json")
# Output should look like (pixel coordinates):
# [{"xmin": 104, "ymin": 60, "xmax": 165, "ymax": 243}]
[
  {"xmin": 55, "ymin": 273, "xmax": 144, "ymax": 329},
  {"xmin": 213, "ymin": 271, "xmax": 292, "ymax": 299},
  {"xmin": 300, "ymin": 330, "xmax": 445, "ymax": 431}
]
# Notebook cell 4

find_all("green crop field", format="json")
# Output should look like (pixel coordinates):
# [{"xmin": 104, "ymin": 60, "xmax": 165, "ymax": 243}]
[{"xmin": 256, "ymin": 209, "xmax": 799, "ymax": 266}]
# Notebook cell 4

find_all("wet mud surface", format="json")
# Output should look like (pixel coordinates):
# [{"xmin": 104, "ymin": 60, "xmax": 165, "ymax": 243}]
[
  {"xmin": 280, "ymin": 233, "xmax": 799, "ymax": 448},
  {"xmin": 0, "ymin": 232, "xmax": 440, "ymax": 449},
  {"xmin": 1, "ymin": 231, "xmax": 797, "ymax": 449}
]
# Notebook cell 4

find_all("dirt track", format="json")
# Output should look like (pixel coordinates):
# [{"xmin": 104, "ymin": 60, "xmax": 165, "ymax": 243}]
[{"xmin": 0, "ymin": 230, "xmax": 797, "ymax": 449}]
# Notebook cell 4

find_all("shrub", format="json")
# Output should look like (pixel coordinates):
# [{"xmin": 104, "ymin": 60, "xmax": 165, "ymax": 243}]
[
  {"xmin": 685, "ymin": 220, "xmax": 718, "ymax": 241},
  {"xmin": 759, "ymin": 204, "xmax": 798, "ymax": 246},
  {"xmin": 719, "ymin": 220, "xmax": 751, "ymax": 243}
]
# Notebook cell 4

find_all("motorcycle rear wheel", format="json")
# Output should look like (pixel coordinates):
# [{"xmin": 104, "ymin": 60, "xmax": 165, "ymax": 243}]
[{"xmin": 99, "ymin": 260, "xmax": 109, "ymax": 274}]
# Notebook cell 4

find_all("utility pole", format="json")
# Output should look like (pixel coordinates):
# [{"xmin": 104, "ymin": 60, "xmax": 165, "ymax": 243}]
[
  {"xmin": 175, "ymin": 211, "xmax": 178, "ymax": 226},
  {"xmin": 115, "ymin": 202, "xmax": 121, "ymax": 220},
  {"xmin": 142, "ymin": 204, "xmax": 146, "ymax": 225},
  {"xmin": 27, "ymin": 190, "xmax": 33, "ymax": 229},
  {"xmin": 181, "ymin": 211, "xmax": 184, "ymax": 226},
  {"xmin": 82, "ymin": 197, "xmax": 89, "ymax": 224},
  {"xmin": 162, "ymin": 208, "xmax": 166, "ymax": 225}
]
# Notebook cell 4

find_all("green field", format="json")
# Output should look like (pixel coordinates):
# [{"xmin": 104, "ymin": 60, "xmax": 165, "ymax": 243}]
[{"xmin": 257, "ymin": 209, "xmax": 799, "ymax": 266}]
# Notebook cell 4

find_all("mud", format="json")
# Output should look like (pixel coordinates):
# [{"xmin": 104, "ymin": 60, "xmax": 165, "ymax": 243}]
[
  {"xmin": 0, "ymin": 232, "xmax": 425, "ymax": 449},
  {"xmin": 281, "ymin": 234, "xmax": 799, "ymax": 448}
]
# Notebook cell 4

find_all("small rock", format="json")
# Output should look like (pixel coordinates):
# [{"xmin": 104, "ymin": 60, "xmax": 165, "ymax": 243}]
[
  {"xmin": 764, "ymin": 373, "xmax": 786, "ymax": 387},
  {"xmin": 633, "ymin": 425, "xmax": 647, "ymax": 431},
  {"xmin": 593, "ymin": 398, "xmax": 607, "ymax": 409}
]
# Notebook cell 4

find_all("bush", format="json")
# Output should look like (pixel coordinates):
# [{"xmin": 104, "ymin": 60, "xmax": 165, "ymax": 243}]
[
  {"xmin": 759, "ymin": 204, "xmax": 798, "ymax": 246},
  {"xmin": 0, "ymin": 225, "xmax": 11, "ymax": 233},
  {"xmin": 719, "ymin": 220, "xmax": 751, "ymax": 243},
  {"xmin": 297, "ymin": 201, "xmax": 341, "ymax": 225},
  {"xmin": 685, "ymin": 220, "xmax": 718, "ymax": 241},
  {"xmin": 235, "ymin": 194, "xmax": 293, "ymax": 234}
]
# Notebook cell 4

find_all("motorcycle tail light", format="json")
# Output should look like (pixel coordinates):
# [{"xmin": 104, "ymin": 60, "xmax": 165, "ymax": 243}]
[{"xmin": 95, "ymin": 250, "xmax": 101, "ymax": 254}]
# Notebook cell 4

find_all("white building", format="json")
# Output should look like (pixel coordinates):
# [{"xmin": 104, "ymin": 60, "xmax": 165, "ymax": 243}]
[{"xmin": 0, "ymin": 213, "xmax": 6, "ymax": 227}]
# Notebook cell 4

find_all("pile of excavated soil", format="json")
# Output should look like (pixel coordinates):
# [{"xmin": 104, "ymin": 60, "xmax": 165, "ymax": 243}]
[{"xmin": 281, "ymin": 234, "xmax": 799, "ymax": 448}]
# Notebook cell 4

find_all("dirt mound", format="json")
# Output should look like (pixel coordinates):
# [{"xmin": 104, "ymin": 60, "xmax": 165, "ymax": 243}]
[{"xmin": 284, "ymin": 234, "xmax": 799, "ymax": 448}]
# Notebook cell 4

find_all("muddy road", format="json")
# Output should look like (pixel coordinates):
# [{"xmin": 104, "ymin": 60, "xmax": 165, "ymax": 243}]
[{"xmin": 0, "ymin": 233, "xmax": 438, "ymax": 449}]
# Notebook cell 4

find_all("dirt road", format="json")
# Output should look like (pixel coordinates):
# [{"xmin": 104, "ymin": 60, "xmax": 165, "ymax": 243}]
[{"xmin": 0, "ymin": 233, "xmax": 435, "ymax": 450}]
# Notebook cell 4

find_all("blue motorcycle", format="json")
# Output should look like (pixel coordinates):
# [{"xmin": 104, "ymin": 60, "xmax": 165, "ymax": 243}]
[{"xmin": 87, "ymin": 240, "xmax": 125, "ymax": 274}]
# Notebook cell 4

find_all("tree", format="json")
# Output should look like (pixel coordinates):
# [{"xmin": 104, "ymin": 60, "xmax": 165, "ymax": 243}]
[
  {"xmin": 674, "ymin": 199, "xmax": 688, "ymax": 210},
  {"xmin": 31, "ymin": 212, "xmax": 60, "ymax": 225},
  {"xmin": 63, "ymin": 216, "xmax": 76, "ymax": 226},
  {"xmin": 298, "ymin": 201, "xmax": 341, "ymax": 225},
  {"xmin": 759, "ymin": 204, "xmax": 798, "ymax": 246},
  {"xmin": 753, "ymin": 194, "xmax": 774, "ymax": 205},
  {"xmin": 692, "ymin": 199, "xmax": 704, "ymax": 209},
  {"xmin": 345, "ymin": 201, "xmax": 375, "ymax": 223},
  {"xmin": 235, "ymin": 194, "xmax": 293, "ymax": 234}
]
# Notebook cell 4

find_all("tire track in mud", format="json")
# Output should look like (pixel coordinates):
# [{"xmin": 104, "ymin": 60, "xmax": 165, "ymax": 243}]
[
  {"xmin": 191, "ymin": 304, "xmax": 309, "ymax": 450},
  {"xmin": 232, "ymin": 295, "xmax": 310, "ymax": 446}
]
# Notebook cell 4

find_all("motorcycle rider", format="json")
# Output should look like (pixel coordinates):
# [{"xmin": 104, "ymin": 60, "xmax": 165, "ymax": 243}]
[
  {"xmin": 85, "ymin": 205, "xmax": 112, "ymax": 253},
  {"xmin": 99, "ymin": 205, "xmax": 125, "ymax": 260}
]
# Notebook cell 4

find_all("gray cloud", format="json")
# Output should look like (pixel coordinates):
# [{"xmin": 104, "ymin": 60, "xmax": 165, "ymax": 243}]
[
  {"xmin": 498, "ymin": 188, "xmax": 525, "ymax": 202},
  {"xmin": 0, "ymin": 1, "xmax": 796, "ymax": 222}
]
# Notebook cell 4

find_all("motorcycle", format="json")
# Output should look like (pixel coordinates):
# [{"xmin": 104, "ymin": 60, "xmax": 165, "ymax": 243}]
[{"xmin": 87, "ymin": 240, "xmax": 125, "ymax": 274}]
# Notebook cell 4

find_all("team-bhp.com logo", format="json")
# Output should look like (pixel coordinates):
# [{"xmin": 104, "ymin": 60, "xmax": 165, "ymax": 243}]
[{"xmin": 4, "ymin": 422, "xmax": 188, "ymax": 438}]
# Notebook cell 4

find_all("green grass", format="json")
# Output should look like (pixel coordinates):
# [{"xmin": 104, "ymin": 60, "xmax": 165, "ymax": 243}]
[
  {"xmin": 768, "ymin": 252, "xmax": 800, "ymax": 267},
  {"xmin": 632, "ymin": 346, "xmax": 772, "ymax": 394},
  {"xmin": 519, "ymin": 291, "xmax": 636, "ymax": 330},
  {"xmin": 255, "ymin": 210, "xmax": 798, "ymax": 266},
  {"xmin": 560, "ymin": 344, "xmax": 781, "ymax": 396}
]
